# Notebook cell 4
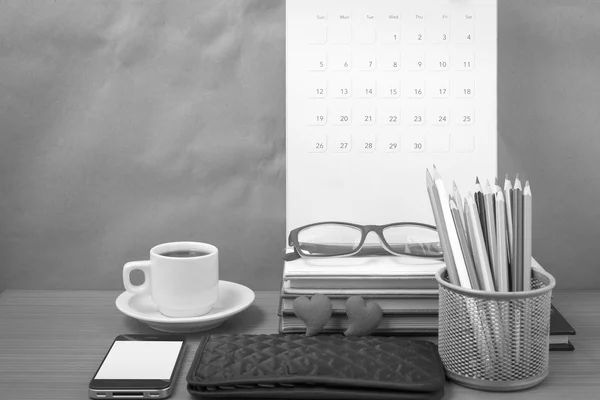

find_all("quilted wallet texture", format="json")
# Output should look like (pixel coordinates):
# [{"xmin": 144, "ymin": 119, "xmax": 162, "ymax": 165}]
[{"xmin": 187, "ymin": 334, "xmax": 445, "ymax": 400}]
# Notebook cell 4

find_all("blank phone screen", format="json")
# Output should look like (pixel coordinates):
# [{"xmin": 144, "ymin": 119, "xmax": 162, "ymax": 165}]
[{"xmin": 95, "ymin": 341, "xmax": 183, "ymax": 380}]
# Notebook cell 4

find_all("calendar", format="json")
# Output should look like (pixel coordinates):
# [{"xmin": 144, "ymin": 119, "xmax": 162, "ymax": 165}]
[{"xmin": 286, "ymin": 0, "xmax": 497, "ymax": 234}]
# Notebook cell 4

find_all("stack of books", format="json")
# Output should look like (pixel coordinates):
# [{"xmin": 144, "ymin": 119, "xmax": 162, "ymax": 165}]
[
  {"xmin": 277, "ymin": 255, "xmax": 575, "ymax": 349},
  {"xmin": 278, "ymin": 255, "xmax": 444, "ymax": 335}
]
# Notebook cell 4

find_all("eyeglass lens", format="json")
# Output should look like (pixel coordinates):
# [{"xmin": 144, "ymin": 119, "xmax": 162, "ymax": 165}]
[
  {"xmin": 297, "ymin": 224, "xmax": 362, "ymax": 256},
  {"xmin": 382, "ymin": 225, "xmax": 441, "ymax": 256}
]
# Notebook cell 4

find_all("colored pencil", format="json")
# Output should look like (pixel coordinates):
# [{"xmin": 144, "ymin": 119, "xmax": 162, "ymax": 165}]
[
  {"xmin": 453, "ymin": 181, "xmax": 471, "ymax": 253},
  {"xmin": 495, "ymin": 190, "xmax": 510, "ymax": 292},
  {"xmin": 503, "ymin": 175, "xmax": 514, "ymax": 266},
  {"xmin": 484, "ymin": 180, "xmax": 497, "ymax": 278},
  {"xmin": 512, "ymin": 175, "xmax": 524, "ymax": 291},
  {"xmin": 465, "ymin": 194, "xmax": 496, "ymax": 291},
  {"xmin": 426, "ymin": 169, "xmax": 460, "ymax": 285},
  {"xmin": 450, "ymin": 198, "xmax": 480, "ymax": 290},
  {"xmin": 474, "ymin": 178, "xmax": 489, "ymax": 260},
  {"xmin": 523, "ymin": 181, "xmax": 532, "ymax": 290},
  {"xmin": 432, "ymin": 166, "xmax": 473, "ymax": 289}
]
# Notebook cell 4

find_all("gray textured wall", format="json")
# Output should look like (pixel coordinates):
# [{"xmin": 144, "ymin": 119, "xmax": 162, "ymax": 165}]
[
  {"xmin": 498, "ymin": 1, "xmax": 600, "ymax": 289},
  {"xmin": 1, "ymin": 0, "xmax": 599, "ymax": 292}
]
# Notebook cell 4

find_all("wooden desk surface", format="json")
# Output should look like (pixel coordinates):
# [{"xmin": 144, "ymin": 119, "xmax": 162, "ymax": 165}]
[{"xmin": 0, "ymin": 289, "xmax": 597, "ymax": 400}]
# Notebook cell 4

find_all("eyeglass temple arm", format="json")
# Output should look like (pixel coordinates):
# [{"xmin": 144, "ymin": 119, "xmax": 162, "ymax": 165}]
[
  {"xmin": 284, "ymin": 242, "xmax": 443, "ymax": 258},
  {"xmin": 282, "ymin": 247, "xmax": 301, "ymax": 262}
]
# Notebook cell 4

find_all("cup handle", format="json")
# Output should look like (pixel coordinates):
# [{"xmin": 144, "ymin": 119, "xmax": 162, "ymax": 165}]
[{"xmin": 123, "ymin": 261, "xmax": 151, "ymax": 295}]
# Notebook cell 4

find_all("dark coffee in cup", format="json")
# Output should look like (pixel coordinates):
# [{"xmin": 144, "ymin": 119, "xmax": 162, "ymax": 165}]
[{"xmin": 160, "ymin": 250, "xmax": 211, "ymax": 258}]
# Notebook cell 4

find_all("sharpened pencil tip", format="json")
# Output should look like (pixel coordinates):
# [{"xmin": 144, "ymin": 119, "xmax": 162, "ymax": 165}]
[
  {"xmin": 496, "ymin": 189, "xmax": 505, "ymax": 201},
  {"xmin": 514, "ymin": 177, "xmax": 522, "ymax": 190},
  {"xmin": 432, "ymin": 166, "xmax": 442, "ymax": 181},
  {"xmin": 485, "ymin": 180, "xmax": 492, "ymax": 192},
  {"xmin": 514, "ymin": 173, "xmax": 522, "ymax": 190},
  {"xmin": 475, "ymin": 176, "xmax": 480, "ymax": 184}
]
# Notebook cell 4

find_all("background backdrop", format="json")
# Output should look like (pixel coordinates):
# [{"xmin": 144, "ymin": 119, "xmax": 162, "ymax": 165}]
[{"xmin": 1, "ymin": 0, "xmax": 599, "ymax": 292}]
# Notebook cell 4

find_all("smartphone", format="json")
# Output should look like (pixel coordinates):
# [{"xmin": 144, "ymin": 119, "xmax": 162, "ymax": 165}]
[{"xmin": 89, "ymin": 334, "xmax": 186, "ymax": 399}]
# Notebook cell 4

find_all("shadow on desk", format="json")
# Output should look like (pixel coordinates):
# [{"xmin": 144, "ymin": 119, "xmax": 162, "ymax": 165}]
[{"xmin": 121, "ymin": 303, "xmax": 275, "ymax": 337}]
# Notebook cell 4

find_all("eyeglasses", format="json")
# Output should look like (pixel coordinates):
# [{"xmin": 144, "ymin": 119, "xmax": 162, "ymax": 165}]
[{"xmin": 283, "ymin": 221, "xmax": 443, "ymax": 262}]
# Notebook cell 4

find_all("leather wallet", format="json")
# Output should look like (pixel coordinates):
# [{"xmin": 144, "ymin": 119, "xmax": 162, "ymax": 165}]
[{"xmin": 187, "ymin": 334, "xmax": 445, "ymax": 400}]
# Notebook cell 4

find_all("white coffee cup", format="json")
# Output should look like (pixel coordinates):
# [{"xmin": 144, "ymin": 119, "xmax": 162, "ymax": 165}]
[{"xmin": 123, "ymin": 241, "xmax": 219, "ymax": 318}]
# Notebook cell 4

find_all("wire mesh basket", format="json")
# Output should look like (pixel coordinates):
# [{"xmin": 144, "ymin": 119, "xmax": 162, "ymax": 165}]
[{"xmin": 435, "ymin": 266, "xmax": 556, "ymax": 391}]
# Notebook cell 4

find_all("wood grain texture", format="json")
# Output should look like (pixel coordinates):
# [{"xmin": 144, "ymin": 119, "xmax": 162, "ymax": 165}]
[{"xmin": 0, "ymin": 290, "xmax": 597, "ymax": 400}]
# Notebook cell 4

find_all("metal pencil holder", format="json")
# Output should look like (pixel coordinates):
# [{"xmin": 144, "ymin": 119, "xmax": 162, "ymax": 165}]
[{"xmin": 435, "ymin": 266, "xmax": 556, "ymax": 391}]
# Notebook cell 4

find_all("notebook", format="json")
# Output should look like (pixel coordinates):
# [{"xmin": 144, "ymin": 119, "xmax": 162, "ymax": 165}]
[
  {"xmin": 279, "ymin": 313, "xmax": 439, "ymax": 334},
  {"xmin": 286, "ymin": 0, "xmax": 498, "ymax": 234},
  {"xmin": 283, "ymin": 255, "xmax": 443, "ymax": 289},
  {"xmin": 281, "ymin": 297, "xmax": 438, "ymax": 315},
  {"xmin": 285, "ymin": 276, "xmax": 438, "ymax": 290},
  {"xmin": 282, "ymin": 280, "xmax": 439, "ymax": 296},
  {"xmin": 549, "ymin": 304, "xmax": 576, "ymax": 351},
  {"xmin": 283, "ymin": 254, "xmax": 444, "ymax": 276}
]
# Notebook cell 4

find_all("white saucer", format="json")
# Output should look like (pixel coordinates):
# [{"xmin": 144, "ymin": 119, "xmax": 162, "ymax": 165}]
[{"xmin": 115, "ymin": 280, "xmax": 255, "ymax": 333}]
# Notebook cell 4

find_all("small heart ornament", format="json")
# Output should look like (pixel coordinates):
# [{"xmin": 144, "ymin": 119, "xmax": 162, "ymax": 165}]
[
  {"xmin": 344, "ymin": 296, "xmax": 383, "ymax": 336},
  {"xmin": 293, "ymin": 294, "xmax": 332, "ymax": 336}
]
